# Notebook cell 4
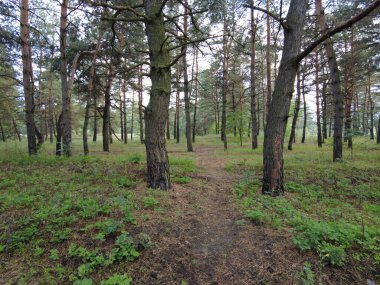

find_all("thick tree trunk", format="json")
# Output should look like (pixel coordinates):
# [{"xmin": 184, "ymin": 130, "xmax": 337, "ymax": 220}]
[
  {"xmin": 20, "ymin": 0, "xmax": 37, "ymax": 154},
  {"xmin": 288, "ymin": 69, "xmax": 301, "ymax": 150},
  {"xmin": 103, "ymin": 63, "xmax": 115, "ymax": 152},
  {"xmin": 182, "ymin": 2, "xmax": 193, "ymax": 152},
  {"xmin": 250, "ymin": 5, "xmax": 258, "ymax": 149},
  {"xmin": 143, "ymin": 0, "xmax": 171, "ymax": 190},
  {"xmin": 316, "ymin": 0, "xmax": 343, "ymax": 161},
  {"xmin": 59, "ymin": 0, "xmax": 71, "ymax": 156},
  {"xmin": 262, "ymin": 0, "xmax": 307, "ymax": 196}
]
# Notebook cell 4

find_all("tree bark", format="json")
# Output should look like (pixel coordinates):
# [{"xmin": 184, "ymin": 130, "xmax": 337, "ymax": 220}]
[
  {"xmin": 0, "ymin": 120, "xmax": 5, "ymax": 142},
  {"xmin": 192, "ymin": 49, "xmax": 198, "ymax": 143},
  {"xmin": 123, "ymin": 79, "xmax": 128, "ymax": 144},
  {"xmin": 12, "ymin": 118, "xmax": 22, "ymax": 141},
  {"xmin": 138, "ymin": 65, "xmax": 144, "ymax": 144},
  {"xmin": 250, "ymin": 4, "xmax": 258, "ymax": 149},
  {"xmin": 315, "ymin": 50, "xmax": 323, "ymax": 148},
  {"xmin": 262, "ymin": 0, "xmax": 308, "ymax": 196},
  {"xmin": 20, "ymin": 0, "xmax": 37, "ymax": 154},
  {"xmin": 377, "ymin": 114, "xmax": 380, "ymax": 144},
  {"xmin": 143, "ymin": 0, "xmax": 171, "ymax": 190},
  {"xmin": 288, "ymin": 69, "xmax": 301, "ymax": 150},
  {"xmin": 59, "ymin": 0, "xmax": 71, "ymax": 156},
  {"xmin": 221, "ymin": 1, "xmax": 229, "ymax": 150},
  {"xmin": 315, "ymin": 0, "xmax": 343, "ymax": 161},
  {"xmin": 266, "ymin": 0, "xmax": 272, "ymax": 120},
  {"xmin": 103, "ymin": 62, "xmax": 115, "ymax": 152},
  {"xmin": 301, "ymin": 69, "xmax": 307, "ymax": 143}
]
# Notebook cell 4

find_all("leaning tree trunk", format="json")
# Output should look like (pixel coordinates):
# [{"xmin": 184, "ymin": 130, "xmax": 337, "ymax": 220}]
[
  {"xmin": 143, "ymin": 0, "xmax": 171, "ymax": 190},
  {"xmin": 288, "ymin": 69, "xmax": 301, "ymax": 150},
  {"xmin": 250, "ymin": 4, "xmax": 258, "ymax": 149},
  {"xmin": 262, "ymin": 0, "xmax": 308, "ymax": 195},
  {"xmin": 20, "ymin": 0, "xmax": 37, "ymax": 154},
  {"xmin": 316, "ymin": 0, "xmax": 343, "ymax": 161}
]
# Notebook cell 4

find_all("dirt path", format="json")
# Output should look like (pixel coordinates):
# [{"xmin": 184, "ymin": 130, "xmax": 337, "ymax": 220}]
[{"xmin": 129, "ymin": 146, "xmax": 308, "ymax": 284}]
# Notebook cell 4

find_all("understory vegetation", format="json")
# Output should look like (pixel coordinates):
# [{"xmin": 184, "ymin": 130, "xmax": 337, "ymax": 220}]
[{"xmin": 230, "ymin": 137, "xmax": 380, "ymax": 270}]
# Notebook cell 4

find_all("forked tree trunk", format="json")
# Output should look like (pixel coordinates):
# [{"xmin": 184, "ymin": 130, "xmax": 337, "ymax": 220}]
[
  {"xmin": 143, "ymin": 0, "xmax": 171, "ymax": 190},
  {"xmin": 262, "ymin": 0, "xmax": 308, "ymax": 195},
  {"xmin": 20, "ymin": 0, "xmax": 37, "ymax": 154},
  {"xmin": 250, "ymin": 4, "xmax": 258, "ymax": 149}
]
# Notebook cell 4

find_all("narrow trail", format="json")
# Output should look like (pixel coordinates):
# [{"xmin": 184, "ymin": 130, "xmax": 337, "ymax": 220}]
[{"xmin": 129, "ymin": 145, "xmax": 306, "ymax": 284}]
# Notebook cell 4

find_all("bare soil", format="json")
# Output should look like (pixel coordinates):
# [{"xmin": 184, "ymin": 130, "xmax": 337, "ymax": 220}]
[{"xmin": 123, "ymin": 145, "xmax": 367, "ymax": 285}]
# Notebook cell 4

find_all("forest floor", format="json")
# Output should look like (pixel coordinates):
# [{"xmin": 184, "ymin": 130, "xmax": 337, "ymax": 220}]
[{"xmin": 0, "ymin": 135, "xmax": 379, "ymax": 284}]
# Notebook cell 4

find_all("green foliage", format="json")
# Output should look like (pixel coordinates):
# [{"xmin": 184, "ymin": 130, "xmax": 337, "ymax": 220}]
[
  {"xmin": 298, "ymin": 262, "xmax": 315, "ymax": 285},
  {"xmin": 49, "ymin": 249, "xmax": 59, "ymax": 261},
  {"xmin": 101, "ymin": 274, "xmax": 132, "ymax": 285},
  {"xmin": 143, "ymin": 195, "xmax": 159, "ymax": 208},
  {"xmin": 73, "ymin": 278, "xmax": 93, "ymax": 285},
  {"xmin": 172, "ymin": 176, "xmax": 192, "ymax": 184},
  {"xmin": 127, "ymin": 153, "xmax": 143, "ymax": 164},
  {"xmin": 114, "ymin": 177, "xmax": 134, "ymax": 188}
]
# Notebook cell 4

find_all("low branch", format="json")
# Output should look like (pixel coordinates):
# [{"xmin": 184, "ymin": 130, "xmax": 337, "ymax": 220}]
[{"xmin": 296, "ymin": 0, "xmax": 380, "ymax": 63}]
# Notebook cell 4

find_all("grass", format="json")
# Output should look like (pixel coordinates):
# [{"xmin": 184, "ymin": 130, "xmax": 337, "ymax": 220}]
[
  {"xmin": 228, "ymin": 136, "xmax": 380, "ymax": 268},
  {"xmin": 0, "ymin": 137, "xmax": 196, "ymax": 284}
]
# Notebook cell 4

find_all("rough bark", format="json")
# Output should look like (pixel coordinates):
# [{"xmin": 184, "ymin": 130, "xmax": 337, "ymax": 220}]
[
  {"xmin": 266, "ymin": 0, "xmax": 272, "ymax": 117},
  {"xmin": 20, "ymin": 0, "xmax": 37, "ymax": 154},
  {"xmin": 316, "ymin": 50, "xmax": 323, "ymax": 148},
  {"xmin": 192, "ymin": 49, "xmax": 198, "ymax": 144},
  {"xmin": 143, "ymin": 0, "xmax": 171, "ymax": 190},
  {"xmin": 301, "ymin": 69, "xmax": 307, "ymax": 143},
  {"xmin": 288, "ymin": 69, "xmax": 301, "ymax": 150},
  {"xmin": 182, "ymin": 2, "xmax": 193, "ymax": 152},
  {"xmin": 262, "ymin": 0, "xmax": 308, "ymax": 195},
  {"xmin": 138, "ymin": 65, "xmax": 144, "ymax": 144},
  {"xmin": 103, "ymin": 62, "xmax": 115, "ymax": 152},
  {"xmin": 250, "ymin": 4, "xmax": 258, "ymax": 149},
  {"xmin": 59, "ymin": 0, "xmax": 71, "ymax": 156},
  {"xmin": 316, "ymin": 0, "xmax": 343, "ymax": 161},
  {"xmin": 175, "ymin": 61, "xmax": 180, "ymax": 144}
]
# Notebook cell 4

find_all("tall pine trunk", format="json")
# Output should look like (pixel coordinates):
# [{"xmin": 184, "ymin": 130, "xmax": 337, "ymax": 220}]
[
  {"xmin": 288, "ymin": 69, "xmax": 301, "ymax": 150},
  {"xmin": 316, "ymin": 50, "xmax": 323, "ymax": 148},
  {"xmin": 103, "ymin": 62, "xmax": 115, "ymax": 152},
  {"xmin": 250, "ymin": 5, "xmax": 258, "ymax": 149},
  {"xmin": 143, "ymin": 1, "xmax": 171, "ymax": 190},
  {"xmin": 316, "ymin": 0, "xmax": 343, "ymax": 161},
  {"xmin": 20, "ymin": 0, "xmax": 37, "ymax": 154},
  {"xmin": 262, "ymin": 0, "xmax": 307, "ymax": 195}
]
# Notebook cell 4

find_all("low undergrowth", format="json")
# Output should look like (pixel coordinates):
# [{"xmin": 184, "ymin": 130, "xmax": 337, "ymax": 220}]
[
  {"xmin": 0, "ymin": 147, "xmax": 194, "ymax": 284},
  {"xmin": 231, "ymin": 139, "xmax": 380, "ymax": 272}
]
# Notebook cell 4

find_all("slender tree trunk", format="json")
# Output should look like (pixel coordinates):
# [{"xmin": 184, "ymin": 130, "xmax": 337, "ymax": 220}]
[
  {"xmin": 20, "ymin": 0, "xmax": 37, "ymax": 154},
  {"xmin": 250, "ymin": 4, "xmax": 258, "ymax": 149},
  {"xmin": 377, "ymin": 114, "xmax": 380, "ymax": 144},
  {"xmin": 316, "ymin": 0, "xmax": 343, "ymax": 161},
  {"xmin": 301, "ymin": 69, "xmax": 307, "ymax": 143},
  {"xmin": 369, "ymin": 84, "xmax": 374, "ymax": 140},
  {"xmin": 183, "ymin": 3, "xmax": 193, "ymax": 152},
  {"xmin": 322, "ymin": 79, "xmax": 328, "ymax": 141},
  {"xmin": 221, "ymin": 1, "xmax": 229, "ymax": 150},
  {"xmin": 0, "ymin": 120, "xmax": 5, "ymax": 142},
  {"xmin": 288, "ymin": 69, "xmax": 301, "ymax": 150},
  {"xmin": 120, "ymin": 83, "xmax": 124, "ymax": 142},
  {"xmin": 192, "ymin": 49, "xmax": 198, "ymax": 143},
  {"xmin": 12, "ymin": 118, "xmax": 22, "ymax": 141},
  {"xmin": 175, "ymin": 62, "xmax": 180, "ymax": 144},
  {"xmin": 203, "ymin": 112, "xmax": 207, "ymax": 135},
  {"xmin": 166, "ymin": 107, "xmax": 170, "ymax": 140},
  {"xmin": 103, "ymin": 62, "xmax": 115, "ymax": 152},
  {"xmin": 143, "ymin": 0, "xmax": 171, "ymax": 190},
  {"xmin": 48, "ymin": 74, "xmax": 54, "ymax": 143},
  {"xmin": 127, "ymin": 85, "xmax": 131, "ymax": 141},
  {"xmin": 59, "ymin": 0, "xmax": 71, "ymax": 156},
  {"xmin": 316, "ymin": 50, "xmax": 323, "ymax": 147},
  {"xmin": 173, "ymin": 108, "xmax": 177, "ymax": 139},
  {"xmin": 262, "ymin": 0, "xmax": 307, "ymax": 195},
  {"xmin": 138, "ymin": 65, "xmax": 144, "ymax": 144},
  {"xmin": 343, "ymin": 30, "xmax": 354, "ymax": 148},
  {"xmin": 266, "ymin": 0, "xmax": 272, "ymax": 120}
]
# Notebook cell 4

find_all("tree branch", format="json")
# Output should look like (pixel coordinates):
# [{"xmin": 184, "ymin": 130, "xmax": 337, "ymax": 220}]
[
  {"xmin": 296, "ymin": 0, "xmax": 380, "ymax": 63},
  {"xmin": 244, "ymin": 5, "xmax": 288, "ymax": 30}
]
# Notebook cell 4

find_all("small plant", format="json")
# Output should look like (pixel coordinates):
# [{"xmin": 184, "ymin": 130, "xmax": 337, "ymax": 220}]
[
  {"xmin": 246, "ymin": 210, "xmax": 264, "ymax": 224},
  {"xmin": 298, "ymin": 262, "xmax": 315, "ymax": 285},
  {"xmin": 127, "ymin": 153, "xmax": 143, "ymax": 164},
  {"xmin": 143, "ymin": 195, "xmax": 158, "ymax": 208},
  {"xmin": 172, "ymin": 176, "xmax": 192, "ymax": 184},
  {"xmin": 73, "ymin": 278, "xmax": 93, "ymax": 285},
  {"xmin": 319, "ymin": 243, "xmax": 346, "ymax": 266},
  {"xmin": 115, "ymin": 177, "xmax": 134, "ymax": 188},
  {"xmin": 101, "ymin": 273, "xmax": 132, "ymax": 285},
  {"xmin": 50, "ymin": 249, "xmax": 59, "ymax": 261}
]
